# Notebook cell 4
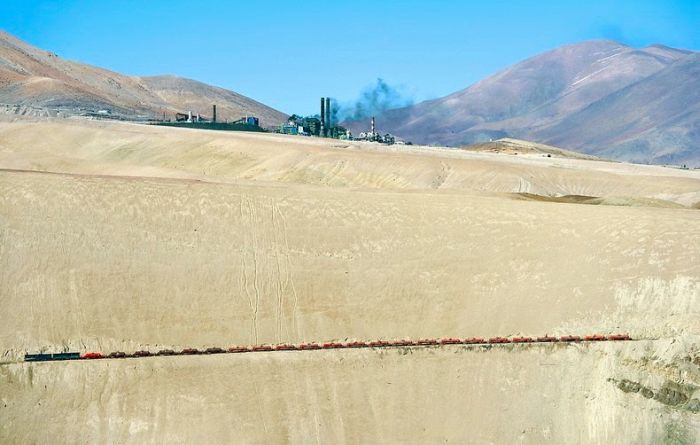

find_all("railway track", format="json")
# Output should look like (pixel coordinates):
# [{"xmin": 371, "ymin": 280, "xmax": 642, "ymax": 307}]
[{"xmin": 23, "ymin": 334, "xmax": 632, "ymax": 363}]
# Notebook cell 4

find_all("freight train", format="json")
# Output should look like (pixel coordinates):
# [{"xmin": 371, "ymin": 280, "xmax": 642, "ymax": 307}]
[{"xmin": 24, "ymin": 334, "xmax": 631, "ymax": 362}]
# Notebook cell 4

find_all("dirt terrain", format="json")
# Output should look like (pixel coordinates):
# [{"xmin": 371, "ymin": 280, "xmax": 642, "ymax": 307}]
[
  {"xmin": 1, "ymin": 118, "xmax": 698, "ymax": 444},
  {"xmin": 461, "ymin": 138, "xmax": 602, "ymax": 161}
]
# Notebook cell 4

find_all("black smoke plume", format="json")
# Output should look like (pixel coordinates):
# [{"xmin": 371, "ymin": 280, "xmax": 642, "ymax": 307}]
[{"xmin": 337, "ymin": 78, "xmax": 413, "ymax": 122}]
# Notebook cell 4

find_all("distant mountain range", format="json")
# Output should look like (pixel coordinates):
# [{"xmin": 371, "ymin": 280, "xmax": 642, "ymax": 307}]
[
  {"xmin": 346, "ymin": 40, "xmax": 699, "ymax": 166},
  {"xmin": 0, "ymin": 31, "xmax": 287, "ymax": 126},
  {"xmin": 2, "ymin": 31, "xmax": 698, "ymax": 165}
]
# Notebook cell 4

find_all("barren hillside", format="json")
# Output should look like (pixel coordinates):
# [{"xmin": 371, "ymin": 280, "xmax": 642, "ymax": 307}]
[
  {"xmin": 347, "ymin": 40, "xmax": 700, "ymax": 166},
  {"xmin": 1, "ymin": 119, "xmax": 698, "ymax": 444},
  {"xmin": 0, "ymin": 31, "xmax": 287, "ymax": 126}
]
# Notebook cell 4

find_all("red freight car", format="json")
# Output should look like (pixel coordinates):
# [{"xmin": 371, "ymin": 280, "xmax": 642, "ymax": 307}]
[
  {"xmin": 583, "ymin": 334, "xmax": 607, "ymax": 341},
  {"xmin": 607, "ymin": 334, "xmax": 631, "ymax": 341},
  {"xmin": 439, "ymin": 338, "xmax": 463, "ymax": 345},
  {"xmin": 512, "ymin": 337, "xmax": 534, "ymax": 343},
  {"xmin": 536, "ymin": 336, "xmax": 558, "ymax": 342},
  {"xmin": 81, "ymin": 352, "xmax": 103, "ymax": 359},
  {"xmin": 488, "ymin": 337, "xmax": 511, "ymax": 344},
  {"xmin": 559, "ymin": 336, "xmax": 581, "ymax": 342},
  {"xmin": 464, "ymin": 338, "xmax": 485, "ymax": 344}
]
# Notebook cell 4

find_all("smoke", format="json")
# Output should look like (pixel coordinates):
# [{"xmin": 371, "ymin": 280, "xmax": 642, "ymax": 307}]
[{"xmin": 337, "ymin": 78, "xmax": 413, "ymax": 122}]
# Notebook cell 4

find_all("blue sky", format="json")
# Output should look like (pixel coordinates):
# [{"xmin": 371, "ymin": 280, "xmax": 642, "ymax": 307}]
[{"xmin": 2, "ymin": 0, "xmax": 699, "ymax": 114}]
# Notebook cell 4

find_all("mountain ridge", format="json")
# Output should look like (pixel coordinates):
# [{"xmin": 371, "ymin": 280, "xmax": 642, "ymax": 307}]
[
  {"xmin": 0, "ymin": 31, "xmax": 287, "ymax": 126},
  {"xmin": 346, "ymin": 40, "xmax": 699, "ymax": 165}
]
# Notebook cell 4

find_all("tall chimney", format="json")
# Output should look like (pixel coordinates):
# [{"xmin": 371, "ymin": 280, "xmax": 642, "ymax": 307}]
[
  {"xmin": 212, "ymin": 104, "xmax": 217, "ymax": 123},
  {"xmin": 320, "ymin": 97, "xmax": 326, "ymax": 137},
  {"xmin": 371, "ymin": 116, "xmax": 375, "ymax": 135},
  {"xmin": 325, "ymin": 97, "xmax": 331, "ymax": 131}
]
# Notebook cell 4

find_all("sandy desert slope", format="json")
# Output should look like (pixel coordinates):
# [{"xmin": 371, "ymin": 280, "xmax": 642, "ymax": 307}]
[
  {"xmin": 1, "ymin": 168, "xmax": 699, "ymax": 355},
  {"xmin": 0, "ymin": 118, "xmax": 699, "ymax": 205},
  {"xmin": 1, "ymin": 118, "xmax": 699, "ymax": 444},
  {"xmin": 2, "ymin": 342, "xmax": 699, "ymax": 444}
]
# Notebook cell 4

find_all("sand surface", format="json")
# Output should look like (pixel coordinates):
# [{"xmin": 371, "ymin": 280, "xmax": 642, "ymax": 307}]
[{"xmin": 1, "ymin": 118, "xmax": 699, "ymax": 444}]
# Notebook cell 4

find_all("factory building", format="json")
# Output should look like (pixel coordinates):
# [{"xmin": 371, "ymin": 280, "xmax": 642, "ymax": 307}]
[
  {"xmin": 356, "ymin": 116, "xmax": 398, "ymax": 144},
  {"xmin": 171, "ymin": 105, "xmax": 259, "ymax": 127},
  {"xmin": 281, "ymin": 98, "xmax": 350, "ymax": 139},
  {"xmin": 280, "ymin": 97, "xmax": 406, "ymax": 144}
]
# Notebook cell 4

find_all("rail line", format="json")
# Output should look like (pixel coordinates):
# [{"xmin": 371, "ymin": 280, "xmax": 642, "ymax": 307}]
[{"xmin": 24, "ymin": 334, "xmax": 632, "ymax": 362}]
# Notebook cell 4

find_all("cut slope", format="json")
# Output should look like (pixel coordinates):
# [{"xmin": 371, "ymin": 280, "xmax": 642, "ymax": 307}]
[
  {"xmin": 1, "ymin": 168, "xmax": 698, "ymax": 359},
  {"xmin": 3, "ymin": 341, "xmax": 698, "ymax": 444},
  {"xmin": 1, "ymin": 119, "xmax": 698, "ymax": 444}
]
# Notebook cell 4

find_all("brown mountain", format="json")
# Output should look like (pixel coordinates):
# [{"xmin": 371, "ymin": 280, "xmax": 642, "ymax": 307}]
[
  {"xmin": 0, "ymin": 31, "xmax": 287, "ymax": 126},
  {"xmin": 349, "ymin": 40, "xmax": 698, "ymax": 165}
]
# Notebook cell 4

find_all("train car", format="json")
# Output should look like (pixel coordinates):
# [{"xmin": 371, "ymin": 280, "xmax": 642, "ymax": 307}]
[
  {"xmin": 25, "ymin": 352, "xmax": 81, "ymax": 362},
  {"xmin": 607, "ymin": 334, "xmax": 631, "ymax": 341},
  {"xmin": 559, "ymin": 335, "xmax": 582, "ymax": 342},
  {"xmin": 299, "ymin": 343, "xmax": 321, "ymax": 350},
  {"xmin": 81, "ymin": 352, "xmax": 104, "ymax": 359},
  {"xmin": 464, "ymin": 337, "xmax": 485, "ymax": 344},
  {"xmin": 439, "ymin": 338, "xmax": 463, "ymax": 345},
  {"xmin": 512, "ymin": 337, "xmax": 535, "ymax": 343},
  {"xmin": 583, "ymin": 334, "xmax": 607, "ymax": 341},
  {"xmin": 180, "ymin": 348, "xmax": 201, "ymax": 355},
  {"xmin": 488, "ymin": 337, "xmax": 511, "ymax": 344},
  {"xmin": 204, "ymin": 347, "xmax": 225, "ymax": 354},
  {"xmin": 536, "ymin": 335, "xmax": 558, "ymax": 342}
]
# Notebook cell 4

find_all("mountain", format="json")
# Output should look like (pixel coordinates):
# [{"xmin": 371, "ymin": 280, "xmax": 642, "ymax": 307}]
[
  {"xmin": 348, "ymin": 40, "xmax": 698, "ymax": 165},
  {"xmin": 535, "ymin": 52, "xmax": 700, "ymax": 165},
  {"xmin": 0, "ymin": 31, "xmax": 287, "ymax": 126}
]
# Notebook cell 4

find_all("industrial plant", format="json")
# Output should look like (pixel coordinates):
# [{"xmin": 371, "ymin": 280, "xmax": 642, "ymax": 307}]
[
  {"xmin": 153, "ymin": 104, "xmax": 264, "ymax": 132},
  {"xmin": 148, "ymin": 97, "xmax": 405, "ymax": 144},
  {"xmin": 279, "ymin": 97, "xmax": 403, "ymax": 145},
  {"xmin": 279, "ymin": 97, "xmax": 349, "ymax": 139}
]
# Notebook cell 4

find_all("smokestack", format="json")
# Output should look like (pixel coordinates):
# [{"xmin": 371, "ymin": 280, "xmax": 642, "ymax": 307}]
[
  {"xmin": 371, "ymin": 116, "xmax": 375, "ymax": 135},
  {"xmin": 325, "ymin": 97, "xmax": 331, "ymax": 131},
  {"xmin": 212, "ymin": 104, "xmax": 217, "ymax": 123},
  {"xmin": 320, "ymin": 97, "xmax": 326, "ymax": 137}
]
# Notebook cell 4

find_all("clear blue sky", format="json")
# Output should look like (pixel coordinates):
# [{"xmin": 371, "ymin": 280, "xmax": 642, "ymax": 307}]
[{"xmin": 2, "ymin": 0, "xmax": 699, "ymax": 114}]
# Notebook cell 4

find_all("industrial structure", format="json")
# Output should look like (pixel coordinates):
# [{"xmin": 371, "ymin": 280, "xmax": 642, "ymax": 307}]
[
  {"xmin": 162, "ymin": 100, "xmax": 404, "ymax": 143},
  {"xmin": 279, "ymin": 97, "xmax": 403, "ymax": 144},
  {"xmin": 279, "ymin": 97, "xmax": 349, "ymax": 138},
  {"xmin": 157, "ymin": 104, "xmax": 262, "ymax": 132},
  {"xmin": 355, "ymin": 116, "xmax": 398, "ymax": 144}
]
